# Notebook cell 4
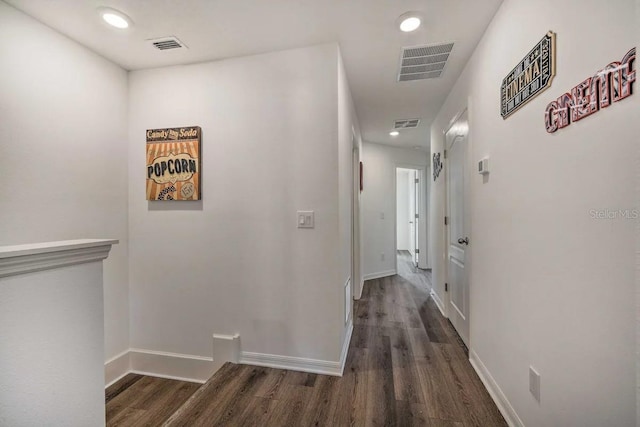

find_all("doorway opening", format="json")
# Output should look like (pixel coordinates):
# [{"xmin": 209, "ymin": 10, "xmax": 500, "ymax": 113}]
[{"xmin": 395, "ymin": 166, "xmax": 431, "ymax": 289}]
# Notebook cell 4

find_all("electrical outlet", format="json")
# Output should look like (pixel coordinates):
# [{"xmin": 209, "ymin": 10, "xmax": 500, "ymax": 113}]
[{"xmin": 529, "ymin": 366, "xmax": 540, "ymax": 402}]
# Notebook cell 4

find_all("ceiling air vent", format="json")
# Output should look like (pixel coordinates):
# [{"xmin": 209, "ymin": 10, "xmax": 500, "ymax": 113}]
[
  {"xmin": 398, "ymin": 42, "xmax": 454, "ymax": 81},
  {"xmin": 148, "ymin": 36, "xmax": 187, "ymax": 51},
  {"xmin": 394, "ymin": 118, "xmax": 420, "ymax": 129}
]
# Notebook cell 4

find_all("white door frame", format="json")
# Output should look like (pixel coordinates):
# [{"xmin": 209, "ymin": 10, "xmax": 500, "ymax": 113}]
[
  {"xmin": 443, "ymin": 106, "xmax": 471, "ymax": 343},
  {"xmin": 352, "ymin": 129, "xmax": 363, "ymax": 300},
  {"xmin": 394, "ymin": 163, "xmax": 428, "ymax": 272}
]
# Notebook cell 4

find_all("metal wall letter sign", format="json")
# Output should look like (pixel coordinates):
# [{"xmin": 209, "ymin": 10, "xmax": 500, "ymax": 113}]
[
  {"xmin": 501, "ymin": 31, "xmax": 556, "ymax": 119},
  {"xmin": 544, "ymin": 47, "xmax": 635, "ymax": 133},
  {"xmin": 146, "ymin": 126, "xmax": 202, "ymax": 200},
  {"xmin": 433, "ymin": 152, "xmax": 443, "ymax": 181}
]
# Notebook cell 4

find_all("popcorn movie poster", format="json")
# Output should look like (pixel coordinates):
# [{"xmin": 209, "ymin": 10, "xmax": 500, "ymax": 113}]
[{"xmin": 146, "ymin": 126, "xmax": 201, "ymax": 201}]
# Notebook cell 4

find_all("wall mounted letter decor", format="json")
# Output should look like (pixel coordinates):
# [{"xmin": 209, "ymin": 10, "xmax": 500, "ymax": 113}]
[
  {"xmin": 544, "ymin": 47, "xmax": 635, "ymax": 133},
  {"xmin": 501, "ymin": 31, "xmax": 556, "ymax": 119},
  {"xmin": 433, "ymin": 152, "xmax": 443, "ymax": 181},
  {"xmin": 146, "ymin": 126, "xmax": 201, "ymax": 200}
]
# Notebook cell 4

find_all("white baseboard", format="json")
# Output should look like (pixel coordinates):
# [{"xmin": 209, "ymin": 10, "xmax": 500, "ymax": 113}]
[
  {"xmin": 339, "ymin": 320, "xmax": 354, "ymax": 375},
  {"xmin": 128, "ymin": 348, "xmax": 213, "ymax": 384},
  {"xmin": 469, "ymin": 349, "xmax": 524, "ymax": 427},
  {"xmin": 355, "ymin": 278, "xmax": 364, "ymax": 300},
  {"xmin": 105, "ymin": 350, "xmax": 131, "ymax": 388},
  {"xmin": 239, "ymin": 351, "xmax": 343, "ymax": 376},
  {"xmin": 212, "ymin": 333, "xmax": 240, "ymax": 373},
  {"xmin": 363, "ymin": 270, "xmax": 396, "ymax": 281},
  {"xmin": 430, "ymin": 290, "xmax": 447, "ymax": 317}
]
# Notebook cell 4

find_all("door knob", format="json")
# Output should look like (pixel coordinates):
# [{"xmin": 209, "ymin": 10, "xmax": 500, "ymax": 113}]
[{"xmin": 457, "ymin": 237, "xmax": 469, "ymax": 245}]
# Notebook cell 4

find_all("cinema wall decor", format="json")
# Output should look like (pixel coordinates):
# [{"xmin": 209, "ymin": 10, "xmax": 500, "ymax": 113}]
[
  {"xmin": 146, "ymin": 126, "xmax": 201, "ymax": 200},
  {"xmin": 501, "ymin": 31, "xmax": 556, "ymax": 119},
  {"xmin": 433, "ymin": 152, "xmax": 443, "ymax": 181},
  {"xmin": 544, "ymin": 47, "xmax": 636, "ymax": 133}
]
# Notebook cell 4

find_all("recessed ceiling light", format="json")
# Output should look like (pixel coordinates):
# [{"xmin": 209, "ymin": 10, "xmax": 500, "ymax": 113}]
[
  {"xmin": 98, "ymin": 7, "xmax": 132, "ymax": 29},
  {"xmin": 397, "ymin": 12, "xmax": 422, "ymax": 32},
  {"xmin": 390, "ymin": 131, "xmax": 400, "ymax": 137}
]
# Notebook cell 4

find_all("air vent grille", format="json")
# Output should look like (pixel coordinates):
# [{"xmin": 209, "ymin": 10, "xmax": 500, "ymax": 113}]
[
  {"xmin": 398, "ymin": 42, "xmax": 454, "ymax": 81},
  {"xmin": 147, "ymin": 36, "xmax": 187, "ymax": 51},
  {"xmin": 394, "ymin": 119, "xmax": 421, "ymax": 129}
]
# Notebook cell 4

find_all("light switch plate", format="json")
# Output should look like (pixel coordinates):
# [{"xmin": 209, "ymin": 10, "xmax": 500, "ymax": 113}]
[{"xmin": 297, "ymin": 211, "xmax": 314, "ymax": 228}]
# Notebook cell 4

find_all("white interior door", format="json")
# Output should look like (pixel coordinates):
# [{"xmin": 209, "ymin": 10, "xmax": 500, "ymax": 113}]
[{"xmin": 446, "ymin": 111, "xmax": 470, "ymax": 347}]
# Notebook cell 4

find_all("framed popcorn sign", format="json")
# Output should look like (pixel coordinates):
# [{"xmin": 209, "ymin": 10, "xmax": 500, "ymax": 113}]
[{"xmin": 146, "ymin": 126, "xmax": 201, "ymax": 201}]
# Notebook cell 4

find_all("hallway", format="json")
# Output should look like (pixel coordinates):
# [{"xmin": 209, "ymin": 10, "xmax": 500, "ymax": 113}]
[{"xmin": 106, "ymin": 267, "xmax": 506, "ymax": 426}]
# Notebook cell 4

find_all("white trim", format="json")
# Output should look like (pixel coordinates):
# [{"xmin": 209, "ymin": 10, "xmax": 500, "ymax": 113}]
[
  {"xmin": 239, "ymin": 352, "xmax": 343, "ymax": 377},
  {"xmin": 339, "ymin": 319, "xmax": 354, "ymax": 375},
  {"xmin": 128, "ymin": 348, "xmax": 214, "ymax": 383},
  {"xmin": 430, "ymin": 290, "xmax": 447, "ymax": 318},
  {"xmin": 355, "ymin": 278, "xmax": 364, "ymax": 300},
  {"xmin": 363, "ymin": 270, "xmax": 397, "ymax": 281},
  {"xmin": 212, "ymin": 333, "xmax": 240, "ymax": 373},
  {"xmin": 129, "ymin": 370, "xmax": 205, "ymax": 384},
  {"xmin": 105, "ymin": 371, "xmax": 131, "ymax": 389},
  {"xmin": 105, "ymin": 349, "xmax": 131, "ymax": 388},
  {"xmin": 0, "ymin": 239, "xmax": 118, "ymax": 278},
  {"xmin": 344, "ymin": 277, "xmax": 352, "ymax": 324},
  {"xmin": 469, "ymin": 349, "xmax": 524, "ymax": 427}
]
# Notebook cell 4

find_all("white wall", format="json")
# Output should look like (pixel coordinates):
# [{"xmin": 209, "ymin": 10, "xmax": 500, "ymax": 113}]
[
  {"xmin": 430, "ymin": 0, "xmax": 638, "ymax": 425},
  {"xmin": 396, "ymin": 169, "xmax": 410, "ymax": 250},
  {"xmin": 1, "ymin": 264, "xmax": 106, "ymax": 426},
  {"xmin": 0, "ymin": 2, "xmax": 130, "ymax": 366},
  {"xmin": 361, "ymin": 142, "xmax": 428, "ymax": 278},
  {"xmin": 128, "ymin": 43, "xmax": 347, "ymax": 365}
]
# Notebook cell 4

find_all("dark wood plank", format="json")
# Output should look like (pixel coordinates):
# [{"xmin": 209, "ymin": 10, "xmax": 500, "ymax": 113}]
[
  {"xmin": 235, "ymin": 396, "xmax": 280, "ymax": 427},
  {"xmin": 106, "ymin": 376, "xmax": 159, "ymax": 422},
  {"xmin": 396, "ymin": 401, "xmax": 438, "ymax": 427},
  {"xmin": 264, "ymin": 383, "xmax": 312, "ymax": 427},
  {"xmin": 106, "ymin": 376, "xmax": 199, "ymax": 427},
  {"xmin": 388, "ymin": 328, "xmax": 424, "ymax": 404},
  {"xmin": 299, "ymin": 374, "xmax": 340, "ymax": 425},
  {"xmin": 165, "ymin": 364, "xmax": 256, "ymax": 426},
  {"xmin": 135, "ymin": 381, "xmax": 200, "ymax": 426},
  {"xmin": 254, "ymin": 368, "xmax": 287, "ymax": 399},
  {"xmin": 191, "ymin": 366, "xmax": 269, "ymax": 426},
  {"xmin": 107, "ymin": 406, "xmax": 147, "ymax": 427},
  {"xmin": 365, "ymin": 335, "xmax": 397, "ymax": 426},
  {"xmin": 432, "ymin": 343, "xmax": 508, "ymax": 427},
  {"xmin": 105, "ymin": 374, "xmax": 143, "ymax": 404},
  {"xmin": 331, "ymin": 347, "xmax": 368, "ymax": 426},
  {"xmin": 283, "ymin": 370, "xmax": 317, "ymax": 388}
]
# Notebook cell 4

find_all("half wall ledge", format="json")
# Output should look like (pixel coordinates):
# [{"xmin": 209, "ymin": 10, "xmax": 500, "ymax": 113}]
[{"xmin": 0, "ymin": 239, "xmax": 118, "ymax": 278}]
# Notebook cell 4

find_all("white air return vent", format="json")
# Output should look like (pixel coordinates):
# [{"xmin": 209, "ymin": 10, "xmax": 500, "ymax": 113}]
[
  {"xmin": 148, "ymin": 36, "xmax": 187, "ymax": 51},
  {"xmin": 394, "ymin": 118, "xmax": 420, "ymax": 129},
  {"xmin": 398, "ymin": 42, "xmax": 454, "ymax": 81}
]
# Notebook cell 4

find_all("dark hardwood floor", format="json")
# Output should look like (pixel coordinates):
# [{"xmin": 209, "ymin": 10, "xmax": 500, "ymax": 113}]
[
  {"xmin": 397, "ymin": 250, "xmax": 432, "ymax": 291},
  {"xmin": 106, "ymin": 374, "xmax": 200, "ymax": 426},
  {"xmin": 106, "ymin": 253, "xmax": 506, "ymax": 426}
]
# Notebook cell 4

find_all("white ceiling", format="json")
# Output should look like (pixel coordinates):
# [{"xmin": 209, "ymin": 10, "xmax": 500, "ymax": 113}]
[{"xmin": 5, "ymin": 0, "xmax": 503, "ymax": 149}]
